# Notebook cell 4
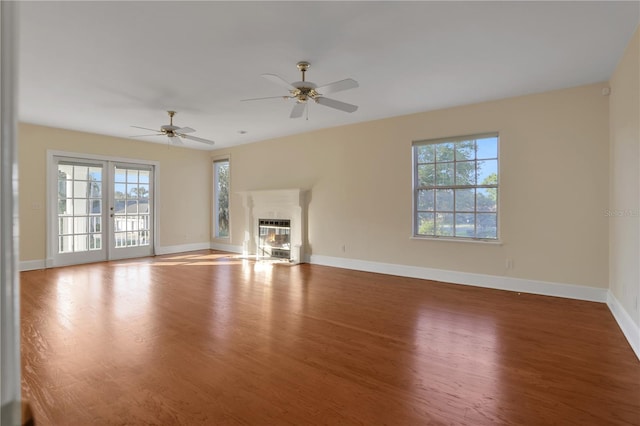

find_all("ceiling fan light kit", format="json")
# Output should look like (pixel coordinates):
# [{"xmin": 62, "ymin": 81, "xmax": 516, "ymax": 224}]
[
  {"xmin": 131, "ymin": 111, "xmax": 215, "ymax": 146},
  {"xmin": 243, "ymin": 61, "xmax": 359, "ymax": 119}
]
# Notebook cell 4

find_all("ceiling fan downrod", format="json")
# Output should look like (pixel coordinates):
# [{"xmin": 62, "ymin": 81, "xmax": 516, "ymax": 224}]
[{"xmin": 297, "ymin": 61, "xmax": 310, "ymax": 82}]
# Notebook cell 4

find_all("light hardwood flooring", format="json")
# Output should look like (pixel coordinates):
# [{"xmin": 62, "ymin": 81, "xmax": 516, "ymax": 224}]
[{"xmin": 20, "ymin": 251, "xmax": 640, "ymax": 425}]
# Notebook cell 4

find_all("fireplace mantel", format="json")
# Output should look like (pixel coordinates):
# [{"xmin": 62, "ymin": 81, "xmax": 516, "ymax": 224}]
[{"xmin": 238, "ymin": 189, "xmax": 305, "ymax": 263}]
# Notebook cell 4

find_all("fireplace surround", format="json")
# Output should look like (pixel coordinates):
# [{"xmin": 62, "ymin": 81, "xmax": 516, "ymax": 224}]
[{"xmin": 239, "ymin": 189, "xmax": 305, "ymax": 263}]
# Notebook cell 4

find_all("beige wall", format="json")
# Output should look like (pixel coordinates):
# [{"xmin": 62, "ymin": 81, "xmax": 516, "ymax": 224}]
[
  {"xmin": 213, "ymin": 83, "xmax": 610, "ymax": 289},
  {"xmin": 18, "ymin": 124, "xmax": 212, "ymax": 262},
  {"xmin": 19, "ymin": 83, "xmax": 613, "ymax": 290},
  {"xmin": 609, "ymin": 26, "xmax": 640, "ymax": 326}
]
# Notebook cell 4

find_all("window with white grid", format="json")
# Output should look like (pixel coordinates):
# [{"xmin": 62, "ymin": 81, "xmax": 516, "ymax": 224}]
[{"xmin": 413, "ymin": 133, "xmax": 499, "ymax": 240}]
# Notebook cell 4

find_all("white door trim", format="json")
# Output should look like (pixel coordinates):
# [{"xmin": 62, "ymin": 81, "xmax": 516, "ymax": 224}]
[
  {"xmin": 107, "ymin": 162, "xmax": 155, "ymax": 260},
  {"xmin": 49, "ymin": 157, "xmax": 109, "ymax": 267},
  {"xmin": 1, "ymin": 1, "xmax": 22, "ymax": 420},
  {"xmin": 46, "ymin": 150, "xmax": 160, "ymax": 267}
]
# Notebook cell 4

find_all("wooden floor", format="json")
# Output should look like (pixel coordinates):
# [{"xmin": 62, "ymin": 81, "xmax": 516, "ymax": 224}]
[{"xmin": 20, "ymin": 251, "xmax": 639, "ymax": 425}]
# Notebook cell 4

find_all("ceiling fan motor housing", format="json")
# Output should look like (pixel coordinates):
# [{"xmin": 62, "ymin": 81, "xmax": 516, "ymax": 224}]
[
  {"xmin": 246, "ymin": 61, "xmax": 358, "ymax": 117},
  {"xmin": 131, "ymin": 110, "xmax": 215, "ymax": 146},
  {"xmin": 291, "ymin": 81, "xmax": 319, "ymax": 102}
]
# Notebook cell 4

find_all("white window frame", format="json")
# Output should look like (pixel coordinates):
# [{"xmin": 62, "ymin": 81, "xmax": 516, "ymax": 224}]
[
  {"xmin": 213, "ymin": 156, "xmax": 230, "ymax": 240},
  {"xmin": 412, "ymin": 132, "xmax": 500, "ymax": 242}
]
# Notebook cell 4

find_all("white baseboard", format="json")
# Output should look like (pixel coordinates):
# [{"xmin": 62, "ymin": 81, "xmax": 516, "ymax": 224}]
[
  {"xmin": 154, "ymin": 242, "xmax": 212, "ymax": 256},
  {"xmin": 308, "ymin": 254, "xmax": 608, "ymax": 303},
  {"xmin": 308, "ymin": 255, "xmax": 640, "ymax": 359},
  {"xmin": 19, "ymin": 259, "xmax": 46, "ymax": 271},
  {"xmin": 19, "ymin": 251, "xmax": 611, "ymax": 304},
  {"xmin": 22, "ymin": 250, "xmax": 636, "ymax": 360},
  {"xmin": 19, "ymin": 242, "xmax": 238, "ymax": 271},
  {"xmin": 607, "ymin": 291, "xmax": 640, "ymax": 360},
  {"xmin": 210, "ymin": 242, "xmax": 243, "ymax": 254}
]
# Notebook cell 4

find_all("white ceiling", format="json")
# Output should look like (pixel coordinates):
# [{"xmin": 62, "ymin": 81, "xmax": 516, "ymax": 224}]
[{"xmin": 18, "ymin": 1, "xmax": 639, "ymax": 150}]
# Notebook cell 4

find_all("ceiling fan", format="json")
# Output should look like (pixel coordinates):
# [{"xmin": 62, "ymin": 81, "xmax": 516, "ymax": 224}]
[
  {"xmin": 243, "ymin": 61, "xmax": 359, "ymax": 119},
  {"xmin": 130, "ymin": 111, "xmax": 215, "ymax": 146}
]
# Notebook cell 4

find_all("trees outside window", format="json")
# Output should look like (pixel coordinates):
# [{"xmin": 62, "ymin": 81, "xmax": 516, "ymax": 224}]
[
  {"xmin": 214, "ymin": 159, "xmax": 230, "ymax": 238},
  {"xmin": 413, "ymin": 134, "xmax": 499, "ymax": 240}
]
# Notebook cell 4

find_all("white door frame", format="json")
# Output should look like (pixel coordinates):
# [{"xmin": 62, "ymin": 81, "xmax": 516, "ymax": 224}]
[
  {"xmin": 1, "ymin": 1, "xmax": 21, "ymax": 422},
  {"xmin": 107, "ymin": 162, "xmax": 155, "ymax": 261},
  {"xmin": 46, "ymin": 150, "xmax": 160, "ymax": 267},
  {"xmin": 50, "ymin": 156, "xmax": 109, "ymax": 266}
]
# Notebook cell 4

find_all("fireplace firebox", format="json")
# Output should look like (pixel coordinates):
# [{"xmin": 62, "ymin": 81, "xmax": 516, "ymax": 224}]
[
  {"xmin": 258, "ymin": 219, "xmax": 291, "ymax": 260},
  {"xmin": 239, "ymin": 189, "xmax": 304, "ymax": 264}
]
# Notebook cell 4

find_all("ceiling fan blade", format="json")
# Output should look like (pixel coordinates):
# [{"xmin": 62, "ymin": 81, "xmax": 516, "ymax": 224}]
[
  {"xmin": 169, "ymin": 136, "xmax": 184, "ymax": 145},
  {"xmin": 241, "ymin": 95, "xmax": 290, "ymax": 102},
  {"xmin": 176, "ymin": 126, "xmax": 195, "ymax": 134},
  {"xmin": 290, "ymin": 102, "xmax": 306, "ymax": 119},
  {"xmin": 261, "ymin": 74, "xmax": 295, "ymax": 90},
  {"xmin": 315, "ymin": 97, "xmax": 358, "ymax": 113},
  {"xmin": 316, "ymin": 78, "xmax": 359, "ymax": 94},
  {"xmin": 131, "ymin": 125, "xmax": 160, "ymax": 132},
  {"xmin": 180, "ymin": 134, "xmax": 215, "ymax": 145},
  {"xmin": 129, "ymin": 133, "xmax": 163, "ymax": 138}
]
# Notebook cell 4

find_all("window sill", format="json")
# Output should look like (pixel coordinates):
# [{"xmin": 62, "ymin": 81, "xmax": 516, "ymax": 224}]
[{"xmin": 410, "ymin": 236, "xmax": 503, "ymax": 245}]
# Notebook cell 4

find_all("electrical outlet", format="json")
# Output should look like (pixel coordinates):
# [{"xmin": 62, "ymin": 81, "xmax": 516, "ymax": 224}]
[
  {"xmin": 505, "ymin": 258, "xmax": 513, "ymax": 269},
  {"xmin": 341, "ymin": 244, "xmax": 346, "ymax": 253}
]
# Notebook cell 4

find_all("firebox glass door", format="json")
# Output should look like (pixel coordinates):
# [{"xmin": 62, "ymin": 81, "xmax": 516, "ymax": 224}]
[{"xmin": 258, "ymin": 219, "xmax": 291, "ymax": 259}]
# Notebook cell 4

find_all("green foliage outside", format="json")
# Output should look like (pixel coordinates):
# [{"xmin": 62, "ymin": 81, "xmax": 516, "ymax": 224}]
[
  {"xmin": 217, "ymin": 162, "xmax": 229, "ymax": 238},
  {"xmin": 416, "ymin": 140, "xmax": 498, "ymax": 239}
]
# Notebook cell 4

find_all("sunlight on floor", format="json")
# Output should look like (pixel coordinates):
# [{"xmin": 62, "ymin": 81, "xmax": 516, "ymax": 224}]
[{"xmin": 115, "ymin": 252, "xmax": 246, "ymax": 267}]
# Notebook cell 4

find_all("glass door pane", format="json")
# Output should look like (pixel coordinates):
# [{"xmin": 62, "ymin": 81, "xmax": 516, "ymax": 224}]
[
  {"xmin": 51, "ymin": 157, "xmax": 155, "ymax": 266},
  {"xmin": 53, "ymin": 159, "xmax": 107, "ymax": 266},
  {"xmin": 109, "ymin": 164, "xmax": 153, "ymax": 260},
  {"xmin": 57, "ymin": 163, "xmax": 103, "ymax": 253}
]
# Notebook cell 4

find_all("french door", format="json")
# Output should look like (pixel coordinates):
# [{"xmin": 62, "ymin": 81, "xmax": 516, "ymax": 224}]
[{"xmin": 51, "ymin": 156, "xmax": 155, "ymax": 266}]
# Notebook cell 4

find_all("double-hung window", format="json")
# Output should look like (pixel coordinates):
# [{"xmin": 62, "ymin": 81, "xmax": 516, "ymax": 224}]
[{"xmin": 413, "ymin": 133, "xmax": 499, "ymax": 240}]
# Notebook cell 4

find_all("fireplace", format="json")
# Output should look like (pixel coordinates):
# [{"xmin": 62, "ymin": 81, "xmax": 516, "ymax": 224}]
[
  {"xmin": 239, "ymin": 189, "xmax": 305, "ymax": 264},
  {"xmin": 258, "ymin": 219, "xmax": 291, "ymax": 259}
]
